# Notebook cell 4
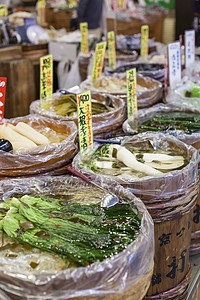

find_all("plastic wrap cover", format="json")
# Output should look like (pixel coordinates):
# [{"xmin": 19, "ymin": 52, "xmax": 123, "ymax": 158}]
[
  {"xmin": 116, "ymin": 34, "xmax": 156, "ymax": 51},
  {"xmin": 0, "ymin": 176, "xmax": 154, "ymax": 300},
  {"xmin": 73, "ymin": 132, "xmax": 199, "ymax": 198},
  {"xmin": 105, "ymin": 62, "xmax": 165, "ymax": 83},
  {"xmin": 123, "ymin": 103, "xmax": 200, "ymax": 148},
  {"xmin": 0, "ymin": 115, "xmax": 77, "ymax": 177},
  {"xmin": 30, "ymin": 93, "xmax": 126, "ymax": 135},
  {"xmin": 166, "ymin": 79, "xmax": 200, "ymax": 113},
  {"xmin": 80, "ymin": 74, "xmax": 163, "ymax": 109}
]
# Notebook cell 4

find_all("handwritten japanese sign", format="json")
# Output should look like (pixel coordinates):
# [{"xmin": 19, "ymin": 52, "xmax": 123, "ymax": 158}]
[
  {"xmin": 118, "ymin": 0, "xmax": 126, "ymax": 9},
  {"xmin": 185, "ymin": 30, "xmax": 195, "ymax": 69},
  {"xmin": 80, "ymin": 22, "xmax": 88, "ymax": 54},
  {"xmin": 0, "ymin": 5, "xmax": 8, "ymax": 17},
  {"xmin": 168, "ymin": 41, "xmax": 181, "ymax": 89},
  {"xmin": 40, "ymin": 55, "xmax": 53, "ymax": 109},
  {"xmin": 112, "ymin": 0, "xmax": 118, "ymax": 10},
  {"xmin": 91, "ymin": 42, "xmax": 106, "ymax": 83},
  {"xmin": 77, "ymin": 90, "xmax": 93, "ymax": 155},
  {"xmin": 38, "ymin": 0, "xmax": 45, "ymax": 26},
  {"xmin": 108, "ymin": 31, "xmax": 116, "ymax": 70},
  {"xmin": 164, "ymin": 56, "xmax": 168, "ymax": 98},
  {"xmin": 0, "ymin": 77, "xmax": 7, "ymax": 124},
  {"xmin": 141, "ymin": 25, "xmax": 149, "ymax": 57},
  {"xmin": 127, "ymin": 68, "xmax": 137, "ymax": 119}
]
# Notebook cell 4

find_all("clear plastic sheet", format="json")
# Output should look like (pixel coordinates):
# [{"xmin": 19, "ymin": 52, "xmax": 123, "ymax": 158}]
[
  {"xmin": 73, "ymin": 132, "xmax": 199, "ymax": 201},
  {"xmin": 80, "ymin": 74, "xmax": 163, "ymax": 109},
  {"xmin": 123, "ymin": 103, "xmax": 200, "ymax": 148},
  {"xmin": 30, "ymin": 93, "xmax": 126, "ymax": 136},
  {"xmin": 0, "ymin": 176, "xmax": 154, "ymax": 300},
  {"xmin": 116, "ymin": 34, "xmax": 156, "ymax": 52},
  {"xmin": 166, "ymin": 79, "xmax": 200, "ymax": 113},
  {"xmin": 105, "ymin": 62, "xmax": 164, "ymax": 83},
  {"xmin": 0, "ymin": 114, "xmax": 77, "ymax": 178}
]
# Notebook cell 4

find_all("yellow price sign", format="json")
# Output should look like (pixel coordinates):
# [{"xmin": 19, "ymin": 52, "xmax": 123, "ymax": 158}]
[
  {"xmin": 141, "ymin": 25, "xmax": 149, "ymax": 57},
  {"xmin": 77, "ymin": 90, "xmax": 93, "ymax": 155},
  {"xmin": 126, "ymin": 68, "xmax": 137, "ymax": 119},
  {"xmin": 40, "ymin": 54, "xmax": 53, "ymax": 109},
  {"xmin": 108, "ymin": 31, "xmax": 116, "ymax": 70},
  {"xmin": 80, "ymin": 22, "xmax": 88, "ymax": 54},
  {"xmin": 91, "ymin": 42, "xmax": 106, "ymax": 83},
  {"xmin": 0, "ymin": 5, "xmax": 8, "ymax": 17},
  {"xmin": 118, "ymin": 0, "xmax": 126, "ymax": 9},
  {"xmin": 38, "ymin": 0, "xmax": 45, "ymax": 25}
]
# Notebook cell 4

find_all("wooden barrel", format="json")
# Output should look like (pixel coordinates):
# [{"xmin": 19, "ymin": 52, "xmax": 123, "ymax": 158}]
[
  {"xmin": 72, "ymin": 133, "xmax": 199, "ymax": 298},
  {"xmin": 78, "ymin": 54, "xmax": 91, "ymax": 82}
]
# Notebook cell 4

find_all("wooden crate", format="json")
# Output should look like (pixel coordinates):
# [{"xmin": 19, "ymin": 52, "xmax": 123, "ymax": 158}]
[
  {"xmin": 45, "ymin": 7, "xmax": 73, "ymax": 31},
  {"xmin": 0, "ymin": 46, "xmax": 22, "ymax": 61},
  {"xmin": 0, "ymin": 58, "xmax": 36, "ymax": 118}
]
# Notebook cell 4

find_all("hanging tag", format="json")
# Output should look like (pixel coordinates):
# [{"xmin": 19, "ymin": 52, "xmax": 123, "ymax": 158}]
[
  {"xmin": 185, "ymin": 30, "xmax": 195, "ymax": 69},
  {"xmin": 91, "ymin": 42, "xmax": 106, "ymax": 83},
  {"xmin": 168, "ymin": 41, "xmax": 181, "ymax": 89},
  {"xmin": 40, "ymin": 54, "xmax": 53, "ymax": 109},
  {"xmin": 77, "ymin": 90, "xmax": 93, "ymax": 156},
  {"xmin": 80, "ymin": 22, "xmax": 88, "ymax": 54},
  {"xmin": 108, "ymin": 31, "xmax": 116, "ymax": 70},
  {"xmin": 38, "ymin": 0, "xmax": 46, "ymax": 26},
  {"xmin": 141, "ymin": 25, "xmax": 149, "ymax": 58},
  {"xmin": 127, "ymin": 68, "xmax": 137, "ymax": 124},
  {"xmin": 164, "ymin": 55, "xmax": 168, "ymax": 98},
  {"xmin": 0, "ymin": 5, "xmax": 7, "ymax": 17},
  {"xmin": 0, "ymin": 77, "xmax": 7, "ymax": 124}
]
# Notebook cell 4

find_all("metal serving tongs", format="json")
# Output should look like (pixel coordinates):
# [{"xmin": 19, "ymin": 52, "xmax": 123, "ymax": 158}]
[{"xmin": 67, "ymin": 166, "xmax": 119, "ymax": 208}]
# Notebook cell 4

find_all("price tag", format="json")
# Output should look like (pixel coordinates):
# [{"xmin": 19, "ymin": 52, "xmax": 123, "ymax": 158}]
[
  {"xmin": 80, "ymin": 22, "xmax": 88, "ymax": 54},
  {"xmin": 164, "ymin": 56, "xmax": 168, "ymax": 98},
  {"xmin": 112, "ymin": 0, "xmax": 118, "ymax": 10},
  {"xmin": 91, "ymin": 42, "xmax": 106, "ymax": 83},
  {"xmin": 168, "ymin": 41, "xmax": 181, "ymax": 89},
  {"xmin": 0, "ymin": 77, "xmax": 7, "ymax": 124},
  {"xmin": 118, "ymin": 0, "xmax": 126, "ymax": 9},
  {"xmin": 141, "ymin": 25, "xmax": 149, "ymax": 57},
  {"xmin": 40, "ymin": 54, "xmax": 53, "ymax": 109},
  {"xmin": 38, "ymin": 0, "xmax": 45, "ymax": 25},
  {"xmin": 0, "ymin": 5, "xmax": 8, "ymax": 17},
  {"xmin": 126, "ymin": 68, "xmax": 137, "ymax": 119},
  {"xmin": 185, "ymin": 30, "xmax": 195, "ymax": 69},
  {"xmin": 77, "ymin": 90, "xmax": 93, "ymax": 155},
  {"xmin": 108, "ymin": 31, "xmax": 116, "ymax": 70}
]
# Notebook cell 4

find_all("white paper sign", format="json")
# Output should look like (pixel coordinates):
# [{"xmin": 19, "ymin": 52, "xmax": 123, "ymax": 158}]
[
  {"xmin": 168, "ymin": 41, "xmax": 181, "ymax": 89},
  {"xmin": 185, "ymin": 30, "xmax": 195, "ymax": 69}
]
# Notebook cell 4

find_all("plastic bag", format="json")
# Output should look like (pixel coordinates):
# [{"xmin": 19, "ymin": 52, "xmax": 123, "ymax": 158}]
[
  {"xmin": 105, "ymin": 62, "xmax": 164, "ymax": 83},
  {"xmin": 0, "ymin": 175, "xmax": 154, "ymax": 300},
  {"xmin": 80, "ymin": 74, "xmax": 163, "ymax": 109},
  {"xmin": 30, "ymin": 93, "xmax": 126, "ymax": 136},
  {"xmin": 123, "ymin": 103, "xmax": 200, "ymax": 148},
  {"xmin": 116, "ymin": 34, "xmax": 156, "ymax": 52},
  {"xmin": 166, "ymin": 79, "xmax": 200, "ymax": 113},
  {"xmin": 72, "ymin": 132, "xmax": 199, "ymax": 200},
  {"xmin": 0, "ymin": 114, "xmax": 77, "ymax": 178}
]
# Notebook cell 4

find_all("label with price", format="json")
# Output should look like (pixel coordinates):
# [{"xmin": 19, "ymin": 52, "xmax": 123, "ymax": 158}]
[
  {"xmin": 108, "ymin": 31, "xmax": 116, "ymax": 70},
  {"xmin": 0, "ymin": 5, "xmax": 8, "ymax": 17},
  {"xmin": 127, "ymin": 68, "xmax": 137, "ymax": 119},
  {"xmin": 0, "ymin": 77, "xmax": 7, "ymax": 124},
  {"xmin": 80, "ymin": 22, "xmax": 88, "ymax": 54},
  {"xmin": 91, "ymin": 42, "xmax": 106, "ymax": 83},
  {"xmin": 38, "ymin": 0, "xmax": 45, "ymax": 25},
  {"xmin": 168, "ymin": 41, "xmax": 181, "ymax": 89},
  {"xmin": 185, "ymin": 30, "xmax": 195, "ymax": 69},
  {"xmin": 77, "ymin": 90, "xmax": 93, "ymax": 155},
  {"xmin": 40, "ymin": 55, "xmax": 53, "ymax": 109},
  {"xmin": 141, "ymin": 25, "xmax": 149, "ymax": 57},
  {"xmin": 118, "ymin": 0, "xmax": 126, "ymax": 9}
]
